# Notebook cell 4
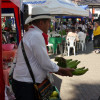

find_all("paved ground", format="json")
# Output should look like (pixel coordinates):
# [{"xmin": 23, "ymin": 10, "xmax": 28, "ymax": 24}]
[{"xmin": 49, "ymin": 41, "xmax": 100, "ymax": 100}]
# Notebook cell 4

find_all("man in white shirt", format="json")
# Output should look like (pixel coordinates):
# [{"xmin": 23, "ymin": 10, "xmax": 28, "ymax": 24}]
[{"xmin": 12, "ymin": 7, "xmax": 74, "ymax": 100}]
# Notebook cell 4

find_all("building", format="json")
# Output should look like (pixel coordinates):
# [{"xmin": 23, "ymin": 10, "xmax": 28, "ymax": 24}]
[{"xmin": 71, "ymin": 0, "xmax": 100, "ymax": 19}]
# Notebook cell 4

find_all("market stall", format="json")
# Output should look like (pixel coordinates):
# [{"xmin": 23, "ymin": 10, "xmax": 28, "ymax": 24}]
[
  {"xmin": 2, "ymin": 47, "xmax": 17, "ymax": 86},
  {"xmin": 1, "ymin": 0, "xmax": 21, "ymax": 82},
  {"xmin": 0, "ymin": 1, "xmax": 22, "ymax": 99},
  {"xmin": 0, "ymin": 1, "xmax": 5, "ymax": 100},
  {"xmin": 1, "ymin": 0, "xmax": 21, "ymax": 44}
]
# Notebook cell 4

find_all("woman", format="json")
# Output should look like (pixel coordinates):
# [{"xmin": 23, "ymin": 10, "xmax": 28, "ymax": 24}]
[{"xmin": 93, "ymin": 19, "xmax": 100, "ymax": 53}]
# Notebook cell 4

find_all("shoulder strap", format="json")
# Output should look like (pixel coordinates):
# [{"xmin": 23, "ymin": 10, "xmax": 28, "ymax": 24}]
[{"xmin": 21, "ymin": 40, "xmax": 35, "ymax": 83}]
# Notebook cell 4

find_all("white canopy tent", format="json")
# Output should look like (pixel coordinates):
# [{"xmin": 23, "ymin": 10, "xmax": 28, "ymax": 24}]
[{"xmin": 23, "ymin": 0, "xmax": 89, "ymax": 17}]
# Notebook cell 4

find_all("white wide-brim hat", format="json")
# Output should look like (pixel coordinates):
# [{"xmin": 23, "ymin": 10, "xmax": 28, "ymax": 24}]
[{"xmin": 25, "ymin": 7, "xmax": 54, "ymax": 24}]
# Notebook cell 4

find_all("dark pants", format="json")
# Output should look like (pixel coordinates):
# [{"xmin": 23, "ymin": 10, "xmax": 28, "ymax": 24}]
[
  {"xmin": 88, "ymin": 30, "xmax": 93, "ymax": 41},
  {"xmin": 12, "ymin": 79, "xmax": 39, "ymax": 100},
  {"xmin": 93, "ymin": 35, "xmax": 100, "ymax": 49}
]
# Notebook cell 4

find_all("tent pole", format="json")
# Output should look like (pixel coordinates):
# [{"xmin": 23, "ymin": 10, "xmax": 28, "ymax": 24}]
[{"xmin": 0, "ymin": 0, "xmax": 5, "ymax": 100}]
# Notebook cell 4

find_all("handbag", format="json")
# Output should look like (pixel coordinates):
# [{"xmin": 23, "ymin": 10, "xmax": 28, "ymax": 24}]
[{"xmin": 21, "ymin": 40, "xmax": 54, "ymax": 100}]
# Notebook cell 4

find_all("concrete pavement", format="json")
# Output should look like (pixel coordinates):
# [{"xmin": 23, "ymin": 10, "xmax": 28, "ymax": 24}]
[{"xmin": 50, "ymin": 41, "xmax": 100, "ymax": 100}]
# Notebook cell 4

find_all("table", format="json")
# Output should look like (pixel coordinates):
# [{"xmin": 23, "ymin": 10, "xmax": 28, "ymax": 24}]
[
  {"xmin": 3, "ymin": 68, "xmax": 10, "ymax": 86},
  {"xmin": 49, "ymin": 37, "xmax": 65, "ymax": 53}
]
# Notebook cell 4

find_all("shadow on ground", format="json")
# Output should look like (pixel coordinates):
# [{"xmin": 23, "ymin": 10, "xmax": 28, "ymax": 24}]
[
  {"xmin": 77, "ymin": 41, "xmax": 94, "ymax": 55},
  {"xmin": 63, "ymin": 83, "xmax": 100, "ymax": 100}
]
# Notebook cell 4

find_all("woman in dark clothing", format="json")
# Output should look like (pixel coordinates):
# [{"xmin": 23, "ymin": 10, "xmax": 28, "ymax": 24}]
[{"xmin": 88, "ymin": 21, "xmax": 93, "ymax": 41}]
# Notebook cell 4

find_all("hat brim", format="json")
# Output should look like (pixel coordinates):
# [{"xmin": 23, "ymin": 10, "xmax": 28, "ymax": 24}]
[{"xmin": 25, "ymin": 15, "xmax": 55, "ymax": 24}]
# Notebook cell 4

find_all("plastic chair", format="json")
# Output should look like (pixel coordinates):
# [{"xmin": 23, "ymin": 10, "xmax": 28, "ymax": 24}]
[
  {"xmin": 66, "ymin": 37, "xmax": 76, "ymax": 56},
  {"xmin": 79, "ymin": 34, "xmax": 86, "ymax": 51}
]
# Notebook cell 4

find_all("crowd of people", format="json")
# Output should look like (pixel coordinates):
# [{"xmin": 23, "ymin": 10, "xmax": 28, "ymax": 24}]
[
  {"xmin": 59, "ymin": 18, "xmax": 100, "ymax": 54},
  {"xmin": 62, "ymin": 20, "xmax": 90, "ymax": 41},
  {"xmin": 23, "ymin": 17, "xmax": 100, "ymax": 55}
]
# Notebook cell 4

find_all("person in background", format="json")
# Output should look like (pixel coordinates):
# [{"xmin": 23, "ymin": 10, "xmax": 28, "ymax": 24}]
[
  {"xmin": 62, "ymin": 22, "xmax": 67, "ymax": 30},
  {"xmin": 77, "ymin": 21, "xmax": 82, "ymax": 29},
  {"xmin": 77, "ymin": 27, "xmax": 86, "ymax": 41},
  {"xmin": 75, "ymin": 21, "xmax": 79, "ymax": 29},
  {"xmin": 66, "ymin": 27, "xmax": 79, "ymax": 54},
  {"xmin": 9, "ymin": 33, "xmax": 18, "ymax": 49},
  {"xmin": 4, "ymin": 27, "xmax": 12, "ymax": 43},
  {"xmin": 93, "ymin": 19, "xmax": 100, "ymax": 54},
  {"xmin": 68, "ymin": 18, "xmax": 72, "ymax": 27},
  {"xmin": 82, "ymin": 21, "xmax": 87, "ymax": 33},
  {"xmin": 87, "ymin": 21, "xmax": 93, "ymax": 41},
  {"xmin": 66, "ymin": 27, "xmax": 79, "ymax": 41},
  {"xmin": 12, "ymin": 7, "xmax": 74, "ymax": 100}
]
